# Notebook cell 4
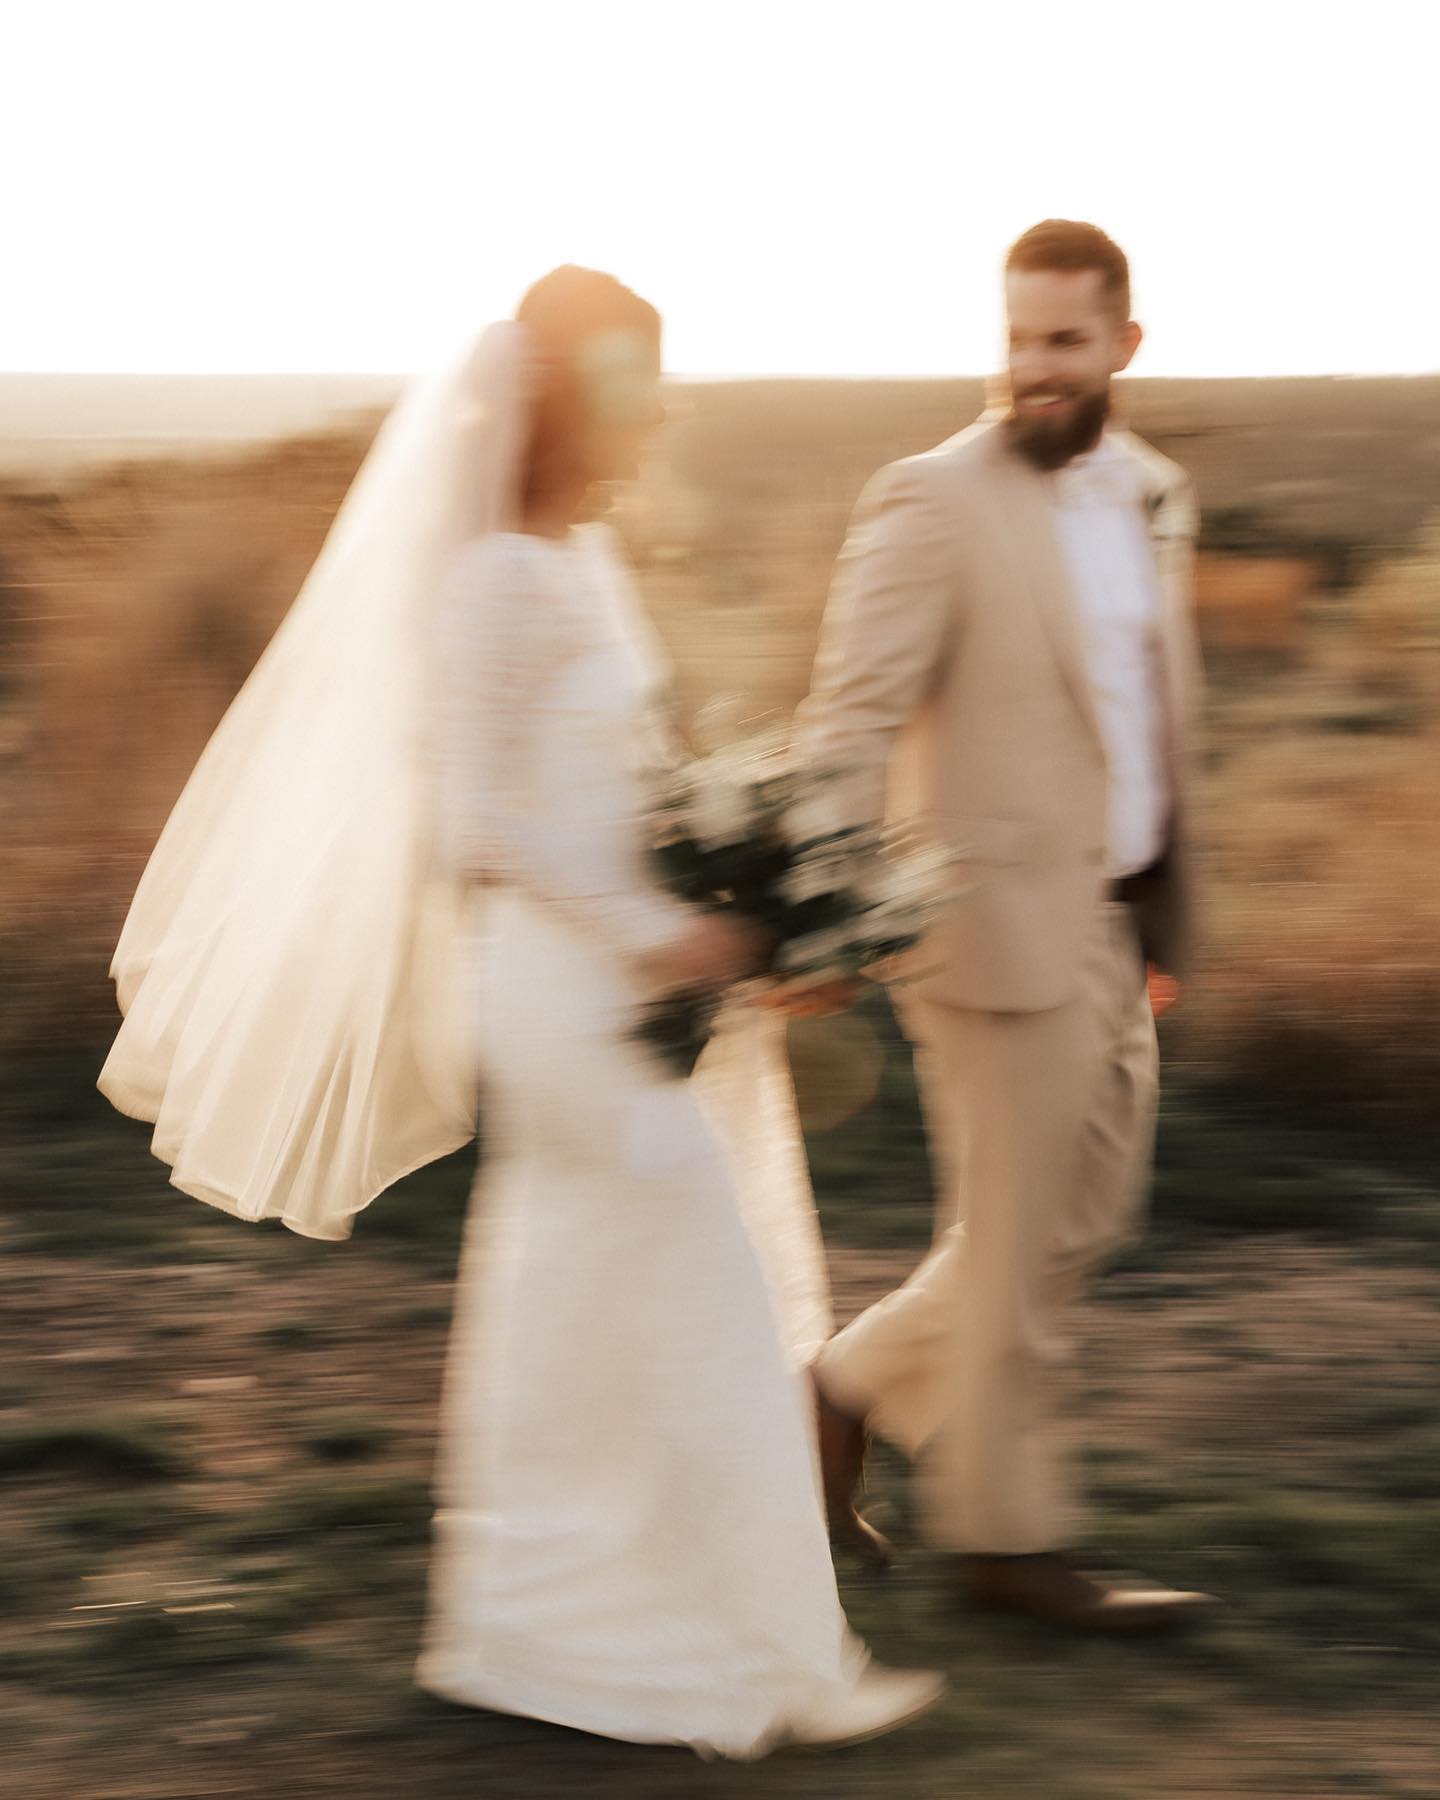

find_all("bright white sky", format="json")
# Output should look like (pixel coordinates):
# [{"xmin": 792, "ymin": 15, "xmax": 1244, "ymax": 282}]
[{"xmin": 7, "ymin": 0, "xmax": 1436, "ymax": 377}]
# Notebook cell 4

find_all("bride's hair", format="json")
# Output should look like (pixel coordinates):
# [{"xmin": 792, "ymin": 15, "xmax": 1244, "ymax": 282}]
[{"xmin": 515, "ymin": 266, "xmax": 661, "ymax": 503}]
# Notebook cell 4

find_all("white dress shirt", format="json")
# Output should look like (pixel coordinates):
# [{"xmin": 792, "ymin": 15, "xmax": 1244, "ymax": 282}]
[{"xmin": 1050, "ymin": 434, "xmax": 1171, "ymax": 880}]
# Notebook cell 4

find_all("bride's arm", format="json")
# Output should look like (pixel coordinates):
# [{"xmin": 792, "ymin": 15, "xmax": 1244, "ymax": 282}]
[{"xmin": 432, "ymin": 536, "xmax": 692, "ymax": 964}]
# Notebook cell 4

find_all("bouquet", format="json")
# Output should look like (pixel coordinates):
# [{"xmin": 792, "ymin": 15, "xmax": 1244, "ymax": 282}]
[{"xmin": 633, "ymin": 725, "xmax": 961, "ymax": 1077}]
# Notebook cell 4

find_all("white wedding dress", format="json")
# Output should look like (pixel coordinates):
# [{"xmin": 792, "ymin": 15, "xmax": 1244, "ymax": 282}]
[{"xmin": 414, "ymin": 525, "xmax": 939, "ymax": 1758}]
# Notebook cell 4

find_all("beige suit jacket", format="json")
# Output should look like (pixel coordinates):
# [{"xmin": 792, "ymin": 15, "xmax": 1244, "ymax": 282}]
[{"xmin": 796, "ymin": 415, "xmax": 1203, "ymax": 1013}]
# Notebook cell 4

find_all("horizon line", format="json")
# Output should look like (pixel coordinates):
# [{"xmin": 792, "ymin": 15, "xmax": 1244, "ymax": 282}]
[{"xmin": 4, "ymin": 367, "xmax": 1440, "ymax": 384}]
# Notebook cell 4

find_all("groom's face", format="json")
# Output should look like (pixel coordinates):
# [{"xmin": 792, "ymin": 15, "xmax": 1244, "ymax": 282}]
[{"xmin": 1003, "ymin": 268, "xmax": 1142, "ymax": 469}]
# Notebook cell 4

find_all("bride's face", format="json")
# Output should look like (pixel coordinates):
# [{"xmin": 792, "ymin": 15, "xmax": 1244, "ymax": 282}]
[{"xmin": 576, "ymin": 328, "xmax": 666, "ymax": 485}]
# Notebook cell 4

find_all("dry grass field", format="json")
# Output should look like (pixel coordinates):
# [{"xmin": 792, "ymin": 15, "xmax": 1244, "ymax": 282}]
[{"xmin": 4, "ymin": 376, "xmax": 1440, "ymax": 1113}]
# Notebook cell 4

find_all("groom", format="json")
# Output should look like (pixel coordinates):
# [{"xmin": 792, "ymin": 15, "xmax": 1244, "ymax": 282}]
[{"xmin": 792, "ymin": 221, "xmax": 1212, "ymax": 1631}]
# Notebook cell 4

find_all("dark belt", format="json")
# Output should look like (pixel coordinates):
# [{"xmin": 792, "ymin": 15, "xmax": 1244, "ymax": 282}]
[{"xmin": 1108, "ymin": 859, "xmax": 1165, "ymax": 907}]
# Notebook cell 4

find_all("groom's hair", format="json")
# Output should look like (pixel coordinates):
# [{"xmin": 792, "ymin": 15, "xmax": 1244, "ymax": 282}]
[{"xmin": 1005, "ymin": 221, "xmax": 1131, "ymax": 321}]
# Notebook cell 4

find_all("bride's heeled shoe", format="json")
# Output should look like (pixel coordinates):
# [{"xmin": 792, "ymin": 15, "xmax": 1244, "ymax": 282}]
[
  {"xmin": 783, "ymin": 1664, "xmax": 945, "ymax": 1751},
  {"xmin": 810, "ymin": 1366, "xmax": 896, "ymax": 1570}
]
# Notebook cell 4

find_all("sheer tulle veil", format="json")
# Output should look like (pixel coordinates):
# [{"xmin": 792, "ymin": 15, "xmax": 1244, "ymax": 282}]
[{"xmin": 98, "ymin": 323, "xmax": 530, "ymax": 1240}]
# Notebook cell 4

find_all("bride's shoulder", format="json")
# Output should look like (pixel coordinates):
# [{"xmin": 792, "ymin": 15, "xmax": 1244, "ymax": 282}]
[
  {"xmin": 437, "ymin": 533, "xmax": 599, "ymax": 665},
  {"xmin": 446, "ymin": 530, "xmax": 555, "ymax": 581},
  {"xmin": 441, "ymin": 531, "xmax": 580, "ymax": 611}
]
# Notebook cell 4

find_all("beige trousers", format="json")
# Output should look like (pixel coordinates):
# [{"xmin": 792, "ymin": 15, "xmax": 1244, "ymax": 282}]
[{"xmin": 817, "ymin": 902, "xmax": 1159, "ymax": 1554}]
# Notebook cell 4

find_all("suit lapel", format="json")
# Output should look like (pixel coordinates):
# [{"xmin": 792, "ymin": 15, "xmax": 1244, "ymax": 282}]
[{"xmin": 985, "ymin": 438, "xmax": 1108, "ymax": 762}]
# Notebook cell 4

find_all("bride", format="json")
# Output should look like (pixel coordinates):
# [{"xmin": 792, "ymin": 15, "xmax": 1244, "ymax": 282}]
[{"xmin": 98, "ymin": 265, "xmax": 942, "ymax": 1758}]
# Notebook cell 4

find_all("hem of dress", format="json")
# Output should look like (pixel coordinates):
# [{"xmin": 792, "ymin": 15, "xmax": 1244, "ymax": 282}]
[{"xmin": 414, "ymin": 1654, "xmax": 788, "ymax": 1762}]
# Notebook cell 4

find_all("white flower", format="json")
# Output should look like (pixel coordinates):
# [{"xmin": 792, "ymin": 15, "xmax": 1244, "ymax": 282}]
[
  {"xmin": 777, "ymin": 926, "xmax": 856, "ymax": 972},
  {"xmin": 780, "ymin": 854, "xmax": 853, "ymax": 906},
  {"xmin": 688, "ymin": 755, "xmax": 757, "ymax": 846},
  {"xmin": 785, "ymin": 786, "xmax": 850, "ymax": 847}
]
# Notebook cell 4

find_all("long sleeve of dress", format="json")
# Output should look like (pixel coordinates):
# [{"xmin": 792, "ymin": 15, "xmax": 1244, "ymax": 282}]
[{"xmin": 431, "ymin": 534, "xmax": 691, "ymax": 965}]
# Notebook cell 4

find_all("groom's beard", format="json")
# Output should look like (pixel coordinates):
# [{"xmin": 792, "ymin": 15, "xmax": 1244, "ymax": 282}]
[{"xmin": 1003, "ymin": 385, "xmax": 1112, "ymax": 472}]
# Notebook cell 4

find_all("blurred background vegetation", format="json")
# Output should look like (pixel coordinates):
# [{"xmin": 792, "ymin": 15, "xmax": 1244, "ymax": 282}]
[{"xmin": 4, "ymin": 373, "xmax": 1438, "ymax": 1128}]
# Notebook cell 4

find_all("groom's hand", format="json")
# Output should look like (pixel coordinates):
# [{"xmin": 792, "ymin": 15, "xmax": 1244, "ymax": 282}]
[
  {"xmin": 758, "ymin": 977, "xmax": 863, "ymax": 1019},
  {"xmin": 1147, "ymin": 965, "xmax": 1179, "ymax": 1017}
]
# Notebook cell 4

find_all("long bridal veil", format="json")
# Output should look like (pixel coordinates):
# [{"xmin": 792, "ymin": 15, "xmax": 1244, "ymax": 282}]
[{"xmin": 98, "ymin": 324, "xmax": 529, "ymax": 1241}]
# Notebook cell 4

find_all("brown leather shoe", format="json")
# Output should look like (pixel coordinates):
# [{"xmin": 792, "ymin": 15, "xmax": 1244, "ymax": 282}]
[
  {"xmin": 962, "ymin": 1553, "xmax": 1215, "ymax": 1633},
  {"xmin": 810, "ymin": 1368, "xmax": 895, "ymax": 1569}
]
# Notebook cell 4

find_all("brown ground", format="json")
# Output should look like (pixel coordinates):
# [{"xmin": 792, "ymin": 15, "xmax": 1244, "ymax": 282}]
[{"xmin": 3, "ymin": 1196, "xmax": 1438, "ymax": 1799}]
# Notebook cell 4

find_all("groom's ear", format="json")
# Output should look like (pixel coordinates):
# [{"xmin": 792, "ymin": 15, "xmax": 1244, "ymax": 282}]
[{"xmin": 1113, "ymin": 318, "xmax": 1143, "ymax": 374}]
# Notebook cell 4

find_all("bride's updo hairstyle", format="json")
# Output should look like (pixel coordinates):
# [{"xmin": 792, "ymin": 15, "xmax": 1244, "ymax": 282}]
[{"xmin": 514, "ymin": 265, "xmax": 662, "ymax": 504}]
